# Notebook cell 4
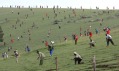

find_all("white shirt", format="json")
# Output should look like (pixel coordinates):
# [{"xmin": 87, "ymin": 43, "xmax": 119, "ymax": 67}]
[
  {"xmin": 74, "ymin": 53, "xmax": 82, "ymax": 59},
  {"xmin": 38, "ymin": 52, "xmax": 45, "ymax": 59},
  {"xmin": 106, "ymin": 34, "xmax": 112, "ymax": 39}
]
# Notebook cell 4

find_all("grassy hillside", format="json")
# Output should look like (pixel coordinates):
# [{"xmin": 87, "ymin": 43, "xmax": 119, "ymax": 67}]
[{"xmin": 0, "ymin": 8, "xmax": 119, "ymax": 71}]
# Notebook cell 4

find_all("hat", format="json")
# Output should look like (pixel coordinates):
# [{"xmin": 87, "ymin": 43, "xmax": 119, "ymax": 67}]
[
  {"xmin": 74, "ymin": 52, "xmax": 77, "ymax": 54},
  {"xmin": 51, "ymin": 41, "xmax": 54, "ymax": 44}
]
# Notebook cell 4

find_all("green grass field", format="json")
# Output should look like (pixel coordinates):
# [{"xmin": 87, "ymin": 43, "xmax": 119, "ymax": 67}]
[{"xmin": 0, "ymin": 8, "xmax": 119, "ymax": 71}]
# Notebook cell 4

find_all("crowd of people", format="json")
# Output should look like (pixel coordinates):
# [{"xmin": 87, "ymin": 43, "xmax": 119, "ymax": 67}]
[
  {"xmin": 1, "ymin": 25, "xmax": 117, "ymax": 65},
  {"xmin": 0, "ymin": 7, "xmax": 117, "ymax": 69}
]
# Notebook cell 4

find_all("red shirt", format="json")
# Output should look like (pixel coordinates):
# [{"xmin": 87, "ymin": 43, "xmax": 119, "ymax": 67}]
[
  {"xmin": 89, "ymin": 32, "xmax": 92, "ymax": 37},
  {"xmin": 106, "ymin": 30, "xmax": 110, "ymax": 34},
  {"xmin": 75, "ymin": 35, "xmax": 78, "ymax": 41},
  {"xmin": 45, "ymin": 41, "xmax": 48, "ymax": 47}
]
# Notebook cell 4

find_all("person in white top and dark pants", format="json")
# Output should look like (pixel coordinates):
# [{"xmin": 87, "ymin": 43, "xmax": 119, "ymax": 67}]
[
  {"xmin": 73, "ymin": 52, "xmax": 82, "ymax": 65},
  {"xmin": 106, "ymin": 34, "xmax": 115, "ymax": 46}
]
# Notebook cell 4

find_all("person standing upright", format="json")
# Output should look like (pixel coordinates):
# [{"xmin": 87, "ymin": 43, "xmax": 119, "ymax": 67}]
[
  {"xmin": 14, "ymin": 49, "xmax": 19, "ymax": 63},
  {"xmin": 75, "ymin": 35, "xmax": 78, "ymax": 45}
]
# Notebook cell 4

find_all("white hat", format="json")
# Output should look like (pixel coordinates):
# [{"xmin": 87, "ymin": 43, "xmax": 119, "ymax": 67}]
[
  {"xmin": 51, "ymin": 41, "xmax": 54, "ymax": 44},
  {"xmin": 74, "ymin": 52, "xmax": 77, "ymax": 54}
]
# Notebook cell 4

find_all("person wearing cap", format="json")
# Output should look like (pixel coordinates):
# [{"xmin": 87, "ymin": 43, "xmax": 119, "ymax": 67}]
[
  {"xmin": 36, "ymin": 50, "xmax": 45, "ymax": 65},
  {"xmin": 48, "ymin": 44, "xmax": 54, "ymax": 56},
  {"xmin": 73, "ymin": 52, "xmax": 82, "ymax": 64},
  {"xmin": 51, "ymin": 41, "xmax": 54, "ymax": 46}
]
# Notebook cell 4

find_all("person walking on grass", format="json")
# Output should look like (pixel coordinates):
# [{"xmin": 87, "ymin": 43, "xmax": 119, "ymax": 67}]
[
  {"xmin": 75, "ymin": 35, "xmax": 78, "ymax": 45},
  {"xmin": 36, "ymin": 50, "xmax": 45, "ymax": 65},
  {"xmin": 25, "ymin": 45, "xmax": 30, "ymax": 52},
  {"xmin": 103, "ymin": 27, "xmax": 110, "ymax": 35},
  {"xmin": 72, "ymin": 34, "xmax": 75, "ymax": 40},
  {"xmin": 95, "ymin": 29, "xmax": 98, "ymax": 34},
  {"xmin": 11, "ymin": 38, "xmax": 14, "ymax": 43},
  {"xmin": 84, "ymin": 31, "xmax": 87, "ymax": 36},
  {"xmin": 2, "ymin": 52, "xmax": 5, "ymax": 59},
  {"xmin": 106, "ymin": 34, "xmax": 115, "ymax": 47},
  {"xmin": 73, "ymin": 52, "xmax": 82, "ymax": 65},
  {"xmin": 48, "ymin": 44, "xmax": 54, "ymax": 56},
  {"xmin": 1, "ymin": 52, "xmax": 8, "ymax": 59},
  {"xmin": 89, "ymin": 31, "xmax": 93, "ymax": 40},
  {"xmin": 64, "ymin": 36, "xmax": 67, "ymax": 43},
  {"xmin": 45, "ymin": 41, "xmax": 48, "ymax": 47},
  {"xmin": 106, "ymin": 27, "xmax": 110, "ymax": 35},
  {"xmin": 4, "ymin": 52, "xmax": 8, "ymax": 59},
  {"xmin": 8, "ymin": 46, "xmax": 12, "ymax": 52},
  {"xmin": 14, "ymin": 49, "xmax": 19, "ymax": 63}
]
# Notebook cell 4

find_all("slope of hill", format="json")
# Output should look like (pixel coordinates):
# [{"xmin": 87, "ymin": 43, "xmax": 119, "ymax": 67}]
[{"xmin": 0, "ymin": 8, "xmax": 119, "ymax": 71}]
